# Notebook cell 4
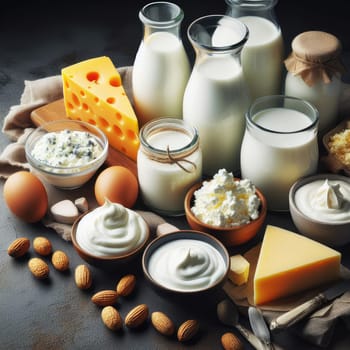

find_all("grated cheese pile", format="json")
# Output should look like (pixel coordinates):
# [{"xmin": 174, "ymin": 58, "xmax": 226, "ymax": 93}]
[{"xmin": 328, "ymin": 129, "xmax": 350, "ymax": 167}]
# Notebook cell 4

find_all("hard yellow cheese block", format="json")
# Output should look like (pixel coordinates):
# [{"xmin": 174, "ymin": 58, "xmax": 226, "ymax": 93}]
[
  {"xmin": 254, "ymin": 225, "xmax": 341, "ymax": 305},
  {"xmin": 62, "ymin": 56, "xmax": 139, "ymax": 160},
  {"xmin": 228, "ymin": 254, "xmax": 250, "ymax": 286}
]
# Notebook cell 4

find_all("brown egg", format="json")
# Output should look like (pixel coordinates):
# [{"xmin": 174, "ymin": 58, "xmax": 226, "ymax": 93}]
[
  {"xmin": 3, "ymin": 171, "xmax": 48, "ymax": 223},
  {"xmin": 94, "ymin": 166, "xmax": 138, "ymax": 208}
]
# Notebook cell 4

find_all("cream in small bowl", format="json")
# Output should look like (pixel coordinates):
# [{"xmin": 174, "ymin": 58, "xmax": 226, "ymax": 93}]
[
  {"xmin": 142, "ymin": 231, "xmax": 229, "ymax": 296},
  {"xmin": 72, "ymin": 200, "xmax": 149, "ymax": 267},
  {"xmin": 289, "ymin": 174, "xmax": 350, "ymax": 247},
  {"xmin": 25, "ymin": 119, "xmax": 108, "ymax": 189}
]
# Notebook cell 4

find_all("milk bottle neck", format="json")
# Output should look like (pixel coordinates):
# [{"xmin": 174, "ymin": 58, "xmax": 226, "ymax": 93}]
[
  {"xmin": 225, "ymin": 0, "xmax": 280, "ymax": 29},
  {"xmin": 187, "ymin": 15, "xmax": 248, "ymax": 62},
  {"xmin": 139, "ymin": 2, "xmax": 184, "ymax": 39}
]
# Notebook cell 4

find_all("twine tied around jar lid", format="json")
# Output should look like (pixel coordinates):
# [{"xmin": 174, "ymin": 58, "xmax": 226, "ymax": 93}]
[
  {"xmin": 284, "ymin": 31, "xmax": 346, "ymax": 86},
  {"xmin": 140, "ymin": 126, "xmax": 199, "ymax": 173}
]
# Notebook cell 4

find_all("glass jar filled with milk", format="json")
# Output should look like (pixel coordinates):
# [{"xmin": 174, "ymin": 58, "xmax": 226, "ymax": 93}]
[
  {"xmin": 226, "ymin": 0, "xmax": 284, "ymax": 100},
  {"xmin": 132, "ymin": 2, "xmax": 190, "ymax": 126},
  {"xmin": 240, "ymin": 95, "xmax": 319, "ymax": 211},
  {"xmin": 183, "ymin": 15, "xmax": 250, "ymax": 176},
  {"xmin": 284, "ymin": 31, "xmax": 346, "ymax": 134},
  {"xmin": 138, "ymin": 118, "xmax": 202, "ymax": 216}
]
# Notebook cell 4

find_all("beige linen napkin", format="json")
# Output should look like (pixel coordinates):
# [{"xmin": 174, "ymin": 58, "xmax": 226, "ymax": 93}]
[
  {"xmin": 224, "ymin": 244, "xmax": 350, "ymax": 348},
  {"xmin": 0, "ymin": 67, "xmax": 167, "ymax": 240}
]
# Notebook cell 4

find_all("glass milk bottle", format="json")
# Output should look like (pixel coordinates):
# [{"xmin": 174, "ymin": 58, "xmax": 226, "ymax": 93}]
[
  {"xmin": 240, "ymin": 95, "xmax": 319, "ymax": 211},
  {"xmin": 132, "ymin": 2, "xmax": 190, "ymax": 126},
  {"xmin": 284, "ymin": 31, "xmax": 346, "ymax": 134},
  {"xmin": 226, "ymin": 0, "xmax": 284, "ymax": 100},
  {"xmin": 137, "ymin": 118, "xmax": 202, "ymax": 216},
  {"xmin": 183, "ymin": 15, "xmax": 250, "ymax": 176}
]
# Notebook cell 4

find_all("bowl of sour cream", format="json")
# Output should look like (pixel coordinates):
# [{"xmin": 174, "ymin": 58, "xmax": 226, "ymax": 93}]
[
  {"xmin": 25, "ymin": 119, "xmax": 108, "ymax": 189},
  {"xmin": 289, "ymin": 173, "xmax": 350, "ymax": 247},
  {"xmin": 142, "ymin": 230, "xmax": 230, "ymax": 297},
  {"xmin": 71, "ymin": 200, "xmax": 150, "ymax": 268}
]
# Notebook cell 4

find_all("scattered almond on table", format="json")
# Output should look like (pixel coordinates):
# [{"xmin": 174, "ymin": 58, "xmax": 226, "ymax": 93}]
[
  {"xmin": 7, "ymin": 237, "xmax": 30, "ymax": 258},
  {"xmin": 125, "ymin": 304, "xmax": 149, "ymax": 329},
  {"xmin": 221, "ymin": 332, "xmax": 244, "ymax": 350},
  {"xmin": 101, "ymin": 306, "xmax": 123, "ymax": 331},
  {"xmin": 33, "ymin": 236, "xmax": 52, "ymax": 256},
  {"xmin": 91, "ymin": 290, "xmax": 119, "ymax": 307},
  {"xmin": 177, "ymin": 319, "xmax": 199, "ymax": 342},
  {"xmin": 28, "ymin": 257, "xmax": 50, "ymax": 279},
  {"xmin": 151, "ymin": 311, "xmax": 175, "ymax": 337},
  {"xmin": 51, "ymin": 250, "xmax": 70, "ymax": 271},
  {"xmin": 116, "ymin": 274, "xmax": 136, "ymax": 297},
  {"xmin": 74, "ymin": 264, "xmax": 93, "ymax": 290}
]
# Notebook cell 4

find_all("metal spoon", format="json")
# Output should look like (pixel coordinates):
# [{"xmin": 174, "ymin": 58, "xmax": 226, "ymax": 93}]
[
  {"xmin": 217, "ymin": 299, "xmax": 264, "ymax": 350},
  {"xmin": 248, "ymin": 306, "xmax": 274, "ymax": 350}
]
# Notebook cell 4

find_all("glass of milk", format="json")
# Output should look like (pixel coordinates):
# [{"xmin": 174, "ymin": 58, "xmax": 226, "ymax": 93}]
[
  {"xmin": 240, "ymin": 95, "xmax": 319, "ymax": 211},
  {"xmin": 226, "ymin": 0, "xmax": 284, "ymax": 100},
  {"xmin": 132, "ymin": 2, "xmax": 190, "ymax": 126},
  {"xmin": 183, "ymin": 15, "xmax": 250, "ymax": 176},
  {"xmin": 137, "ymin": 118, "xmax": 202, "ymax": 216}
]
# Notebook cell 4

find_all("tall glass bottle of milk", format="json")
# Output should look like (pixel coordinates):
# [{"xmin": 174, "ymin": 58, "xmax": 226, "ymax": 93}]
[
  {"xmin": 183, "ymin": 15, "xmax": 250, "ymax": 176},
  {"xmin": 226, "ymin": 0, "xmax": 284, "ymax": 100},
  {"xmin": 132, "ymin": 2, "xmax": 190, "ymax": 126}
]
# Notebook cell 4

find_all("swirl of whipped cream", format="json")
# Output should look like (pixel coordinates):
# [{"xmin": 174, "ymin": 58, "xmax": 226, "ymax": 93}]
[
  {"xmin": 295, "ymin": 179, "xmax": 350, "ymax": 222},
  {"xmin": 76, "ymin": 200, "xmax": 148, "ymax": 257},
  {"xmin": 147, "ymin": 238, "xmax": 226, "ymax": 291}
]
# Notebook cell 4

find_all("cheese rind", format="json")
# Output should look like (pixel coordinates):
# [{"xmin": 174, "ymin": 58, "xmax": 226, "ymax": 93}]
[
  {"xmin": 62, "ymin": 56, "xmax": 139, "ymax": 160},
  {"xmin": 254, "ymin": 225, "xmax": 341, "ymax": 305},
  {"xmin": 228, "ymin": 254, "xmax": 250, "ymax": 286}
]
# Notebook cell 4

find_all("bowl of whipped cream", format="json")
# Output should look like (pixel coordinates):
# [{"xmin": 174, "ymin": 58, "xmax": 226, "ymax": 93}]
[
  {"xmin": 71, "ymin": 200, "xmax": 150, "ymax": 268},
  {"xmin": 184, "ymin": 168, "xmax": 267, "ymax": 246},
  {"xmin": 289, "ymin": 173, "xmax": 350, "ymax": 247},
  {"xmin": 142, "ymin": 230, "xmax": 230, "ymax": 297}
]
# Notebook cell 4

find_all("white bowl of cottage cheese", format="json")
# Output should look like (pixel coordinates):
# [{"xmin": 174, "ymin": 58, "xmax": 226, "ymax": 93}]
[
  {"xmin": 184, "ymin": 169, "xmax": 267, "ymax": 246},
  {"xmin": 25, "ymin": 120, "xmax": 108, "ymax": 189}
]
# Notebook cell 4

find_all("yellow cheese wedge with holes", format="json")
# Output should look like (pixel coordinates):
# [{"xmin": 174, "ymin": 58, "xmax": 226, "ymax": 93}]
[
  {"xmin": 254, "ymin": 225, "xmax": 341, "ymax": 305},
  {"xmin": 62, "ymin": 56, "xmax": 139, "ymax": 160}
]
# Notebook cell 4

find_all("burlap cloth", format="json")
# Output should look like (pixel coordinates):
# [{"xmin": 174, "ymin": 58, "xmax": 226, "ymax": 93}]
[{"xmin": 1, "ymin": 66, "xmax": 350, "ymax": 348}]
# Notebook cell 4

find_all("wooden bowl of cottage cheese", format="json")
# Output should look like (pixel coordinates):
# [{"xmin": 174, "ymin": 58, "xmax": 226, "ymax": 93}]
[{"xmin": 184, "ymin": 169, "xmax": 267, "ymax": 247}]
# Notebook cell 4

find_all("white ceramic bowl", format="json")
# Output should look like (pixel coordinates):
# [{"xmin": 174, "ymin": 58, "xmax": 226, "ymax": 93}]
[
  {"xmin": 25, "ymin": 120, "xmax": 108, "ymax": 189},
  {"xmin": 142, "ymin": 230, "xmax": 230, "ymax": 298},
  {"xmin": 289, "ymin": 173, "xmax": 350, "ymax": 247}
]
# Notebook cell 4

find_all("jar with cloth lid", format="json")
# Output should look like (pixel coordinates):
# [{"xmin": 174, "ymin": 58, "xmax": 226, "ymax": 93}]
[
  {"xmin": 284, "ymin": 31, "xmax": 346, "ymax": 134},
  {"xmin": 225, "ymin": 0, "xmax": 284, "ymax": 100},
  {"xmin": 137, "ymin": 118, "xmax": 202, "ymax": 216}
]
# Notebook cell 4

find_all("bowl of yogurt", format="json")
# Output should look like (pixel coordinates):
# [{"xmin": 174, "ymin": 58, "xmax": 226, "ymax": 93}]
[
  {"xmin": 25, "ymin": 119, "xmax": 108, "ymax": 189},
  {"xmin": 289, "ymin": 173, "xmax": 350, "ymax": 247},
  {"xmin": 71, "ymin": 200, "xmax": 150, "ymax": 268},
  {"xmin": 184, "ymin": 169, "xmax": 267, "ymax": 246},
  {"xmin": 142, "ymin": 230, "xmax": 230, "ymax": 297}
]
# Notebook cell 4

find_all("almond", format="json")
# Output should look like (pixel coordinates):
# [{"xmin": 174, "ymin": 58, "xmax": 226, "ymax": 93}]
[
  {"xmin": 116, "ymin": 274, "xmax": 136, "ymax": 297},
  {"xmin": 125, "ymin": 304, "xmax": 149, "ymax": 328},
  {"xmin": 101, "ymin": 306, "xmax": 123, "ymax": 331},
  {"xmin": 74, "ymin": 264, "xmax": 92, "ymax": 290},
  {"xmin": 51, "ymin": 250, "xmax": 69, "ymax": 271},
  {"xmin": 7, "ymin": 237, "xmax": 30, "ymax": 258},
  {"xmin": 151, "ymin": 311, "xmax": 175, "ymax": 336},
  {"xmin": 91, "ymin": 290, "xmax": 118, "ymax": 306},
  {"xmin": 28, "ymin": 257, "xmax": 49, "ymax": 279},
  {"xmin": 221, "ymin": 332, "xmax": 244, "ymax": 350},
  {"xmin": 177, "ymin": 319, "xmax": 199, "ymax": 342},
  {"xmin": 33, "ymin": 236, "xmax": 52, "ymax": 256}
]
